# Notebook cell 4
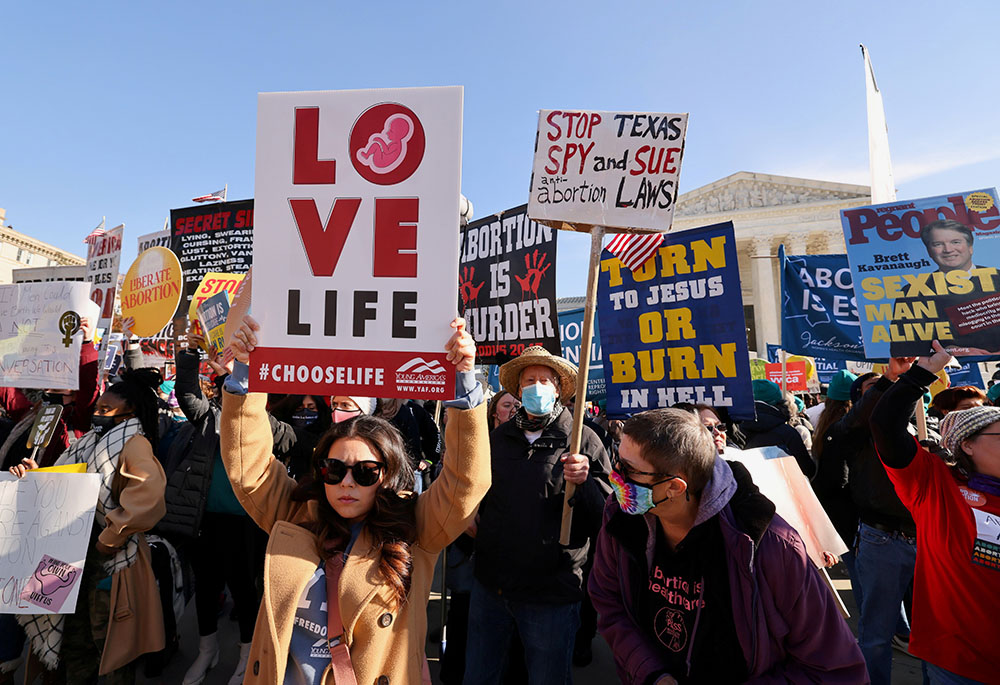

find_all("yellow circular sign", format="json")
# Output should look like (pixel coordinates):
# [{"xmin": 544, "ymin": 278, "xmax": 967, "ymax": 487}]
[
  {"xmin": 965, "ymin": 191, "xmax": 994, "ymax": 213},
  {"xmin": 786, "ymin": 354, "xmax": 816, "ymax": 380},
  {"xmin": 120, "ymin": 247, "xmax": 184, "ymax": 337}
]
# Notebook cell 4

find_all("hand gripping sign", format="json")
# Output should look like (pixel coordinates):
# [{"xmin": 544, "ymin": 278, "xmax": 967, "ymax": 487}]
[{"xmin": 250, "ymin": 88, "xmax": 463, "ymax": 398}]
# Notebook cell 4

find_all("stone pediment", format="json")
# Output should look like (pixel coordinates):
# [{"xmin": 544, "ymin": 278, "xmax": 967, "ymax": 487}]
[{"xmin": 675, "ymin": 171, "xmax": 870, "ymax": 217}]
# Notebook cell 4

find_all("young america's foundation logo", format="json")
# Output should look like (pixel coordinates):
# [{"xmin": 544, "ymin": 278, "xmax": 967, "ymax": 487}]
[{"xmin": 395, "ymin": 357, "xmax": 446, "ymax": 388}]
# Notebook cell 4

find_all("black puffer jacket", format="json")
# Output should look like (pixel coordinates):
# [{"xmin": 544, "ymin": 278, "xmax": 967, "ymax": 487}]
[
  {"xmin": 157, "ymin": 350, "xmax": 297, "ymax": 539},
  {"xmin": 474, "ymin": 407, "xmax": 612, "ymax": 603},
  {"xmin": 738, "ymin": 401, "xmax": 816, "ymax": 478}
]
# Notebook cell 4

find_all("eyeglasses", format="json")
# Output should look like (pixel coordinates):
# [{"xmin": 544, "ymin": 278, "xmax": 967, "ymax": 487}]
[
  {"xmin": 611, "ymin": 452, "xmax": 676, "ymax": 483},
  {"xmin": 319, "ymin": 459, "xmax": 384, "ymax": 487},
  {"xmin": 704, "ymin": 422, "xmax": 726, "ymax": 435}
]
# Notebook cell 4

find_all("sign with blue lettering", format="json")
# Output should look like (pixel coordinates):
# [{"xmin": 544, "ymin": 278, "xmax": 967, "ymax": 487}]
[
  {"xmin": 559, "ymin": 307, "xmax": 605, "ymax": 401},
  {"xmin": 779, "ymin": 246, "xmax": 867, "ymax": 361},
  {"xmin": 598, "ymin": 222, "xmax": 754, "ymax": 419}
]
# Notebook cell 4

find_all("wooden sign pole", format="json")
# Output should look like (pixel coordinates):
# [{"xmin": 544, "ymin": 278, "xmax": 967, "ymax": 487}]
[{"xmin": 559, "ymin": 225, "xmax": 605, "ymax": 546}]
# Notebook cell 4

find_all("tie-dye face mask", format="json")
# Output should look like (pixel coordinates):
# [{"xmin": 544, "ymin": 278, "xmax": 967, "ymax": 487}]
[{"xmin": 609, "ymin": 471, "xmax": 676, "ymax": 516}]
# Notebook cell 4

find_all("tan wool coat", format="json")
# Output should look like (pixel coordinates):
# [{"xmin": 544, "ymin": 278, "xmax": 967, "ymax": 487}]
[{"xmin": 220, "ymin": 392, "xmax": 490, "ymax": 685}]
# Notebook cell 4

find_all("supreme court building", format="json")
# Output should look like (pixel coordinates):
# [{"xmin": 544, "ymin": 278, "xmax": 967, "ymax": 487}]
[{"xmin": 671, "ymin": 171, "xmax": 872, "ymax": 355}]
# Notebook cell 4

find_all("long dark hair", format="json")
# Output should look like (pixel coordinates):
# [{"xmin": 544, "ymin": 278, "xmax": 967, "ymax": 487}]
[
  {"xmin": 812, "ymin": 398, "xmax": 851, "ymax": 462},
  {"xmin": 105, "ymin": 367, "xmax": 163, "ymax": 451},
  {"xmin": 293, "ymin": 416, "xmax": 417, "ymax": 607}
]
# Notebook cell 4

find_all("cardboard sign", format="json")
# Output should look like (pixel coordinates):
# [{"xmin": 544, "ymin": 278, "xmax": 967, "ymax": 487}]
[
  {"xmin": 725, "ymin": 446, "xmax": 848, "ymax": 567},
  {"xmin": 196, "ymin": 292, "xmax": 230, "ymax": 354},
  {"xmin": 528, "ymin": 109, "xmax": 688, "ymax": 232},
  {"xmin": 170, "ymin": 200, "xmax": 253, "ymax": 319},
  {"xmin": 765, "ymin": 361, "xmax": 808, "ymax": 391},
  {"xmin": 186, "ymin": 272, "xmax": 245, "ymax": 323},
  {"xmin": 597, "ymin": 222, "xmax": 755, "ymax": 419},
  {"xmin": 0, "ymin": 472, "xmax": 101, "ymax": 614},
  {"xmin": 0, "ymin": 282, "xmax": 93, "ymax": 389},
  {"xmin": 136, "ymin": 228, "xmax": 170, "ymax": 253},
  {"xmin": 120, "ymin": 247, "xmax": 184, "ymax": 338},
  {"xmin": 841, "ymin": 188, "xmax": 1000, "ymax": 359},
  {"xmin": 250, "ymin": 87, "xmax": 463, "ymax": 398},
  {"xmin": 27, "ymin": 404, "xmax": 63, "ymax": 449},
  {"xmin": 459, "ymin": 206, "xmax": 559, "ymax": 363}
]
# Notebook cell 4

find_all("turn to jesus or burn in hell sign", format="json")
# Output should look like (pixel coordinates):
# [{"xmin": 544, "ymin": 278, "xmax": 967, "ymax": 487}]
[
  {"xmin": 528, "ymin": 110, "xmax": 688, "ymax": 231},
  {"xmin": 250, "ymin": 87, "xmax": 463, "ymax": 398}
]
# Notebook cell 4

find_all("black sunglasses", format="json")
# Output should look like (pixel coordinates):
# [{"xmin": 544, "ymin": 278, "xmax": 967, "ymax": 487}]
[
  {"xmin": 611, "ymin": 452, "xmax": 675, "ymax": 482},
  {"xmin": 320, "ymin": 459, "xmax": 384, "ymax": 487}
]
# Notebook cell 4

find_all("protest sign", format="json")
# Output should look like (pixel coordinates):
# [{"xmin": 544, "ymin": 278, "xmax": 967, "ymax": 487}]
[
  {"xmin": 196, "ymin": 292, "xmax": 230, "ymax": 354},
  {"xmin": 0, "ymin": 282, "xmax": 93, "ymax": 389},
  {"xmin": 186, "ymin": 272, "xmax": 245, "ymax": 323},
  {"xmin": 528, "ymin": 109, "xmax": 688, "ymax": 232},
  {"xmin": 249, "ymin": 87, "xmax": 463, "ymax": 398},
  {"xmin": 136, "ymin": 228, "xmax": 170, "ymax": 253},
  {"xmin": 170, "ymin": 199, "xmax": 253, "ymax": 319},
  {"xmin": 0, "ymin": 472, "xmax": 101, "ymax": 614},
  {"xmin": 459, "ymin": 205, "xmax": 559, "ymax": 363},
  {"xmin": 725, "ymin": 446, "xmax": 848, "ymax": 567},
  {"xmin": 841, "ymin": 188, "xmax": 1000, "ymax": 359},
  {"xmin": 765, "ymin": 361, "xmax": 808, "ymax": 391},
  {"xmin": 86, "ymin": 224, "xmax": 123, "ymax": 367},
  {"xmin": 120, "ymin": 247, "xmax": 184, "ymax": 338},
  {"xmin": 779, "ymin": 247, "xmax": 866, "ymax": 360},
  {"xmin": 948, "ymin": 361, "xmax": 986, "ymax": 389},
  {"xmin": 750, "ymin": 358, "xmax": 768, "ymax": 380},
  {"xmin": 27, "ymin": 404, "xmax": 63, "ymax": 450},
  {"xmin": 597, "ymin": 222, "xmax": 754, "ymax": 419},
  {"xmin": 559, "ymin": 307, "xmax": 605, "ymax": 401}
]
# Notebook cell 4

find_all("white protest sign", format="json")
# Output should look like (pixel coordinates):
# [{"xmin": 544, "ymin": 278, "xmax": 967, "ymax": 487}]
[
  {"xmin": 251, "ymin": 86, "xmax": 463, "ymax": 399},
  {"xmin": 528, "ymin": 110, "xmax": 688, "ymax": 232},
  {"xmin": 0, "ymin": 472, "xmax": 101, "ymax": 614},
  {"xmin": 136, "ymin": 228, "xmax": 170, "ymax": 253},
  {"xmin": 86, "ymin": 224, "xmax": 124, "ymax": 367},
  {"xmin": 0, "ymin": 282, "xmax": 94, "ymax": 389},
  {"xmin": 724, "ymin": 446, "xmax": 848, "ymax": 567}
]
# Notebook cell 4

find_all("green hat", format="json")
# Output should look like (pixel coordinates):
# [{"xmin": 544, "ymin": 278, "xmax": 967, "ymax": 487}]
[
  {"xmin": 826, "ymin": 370, "xmax": 857, "ymax": 402},
  {"xmin": 751, "ymin": 379, "xmax": 784, "ymax": 406},
  {"xmin": 987, "ymin": 384, "xmax": 1000, "ymax": 404}
]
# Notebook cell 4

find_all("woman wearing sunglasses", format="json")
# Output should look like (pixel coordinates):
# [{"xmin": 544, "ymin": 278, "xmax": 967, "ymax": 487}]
[{"xmin": 221, "ymin": 314, "xmax": 489, "ymax": 685}]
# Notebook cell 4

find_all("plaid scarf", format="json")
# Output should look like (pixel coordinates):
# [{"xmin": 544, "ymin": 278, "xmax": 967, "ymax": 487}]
[
  {"xmin": 513, "ymin": 400, "xmax": 563, "ymax": 433},
  {"xmin": 19, "ymin": 418, "xmax": 144, "ymax": 670}
]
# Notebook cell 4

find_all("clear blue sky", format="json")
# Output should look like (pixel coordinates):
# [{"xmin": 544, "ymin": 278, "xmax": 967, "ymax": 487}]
[{"xmin": 3, "ymin": 1, "xmax": 998, "ymax": 297}]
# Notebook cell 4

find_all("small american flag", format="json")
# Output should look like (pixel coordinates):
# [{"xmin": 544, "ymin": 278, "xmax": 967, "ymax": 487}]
[
  {"xmin": 83, "ymin": 217, "xmax": 106, "ymax": 245},
  {"xmin": 192, "ymin": 185, "xmax": 227, "ymax": 203},
  {"xmin": 606, "ymin": 232, "xmax": 665, "ymax": 271}
]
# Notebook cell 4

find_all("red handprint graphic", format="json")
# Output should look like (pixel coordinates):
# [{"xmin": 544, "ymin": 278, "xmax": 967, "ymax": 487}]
[
  {"xmin": 514, "ymin": 250, "xmax": 550, "ymax": 301},
  {"xmin": 459, "ymin": 266, "xmax": 485, "ymax": 309}
]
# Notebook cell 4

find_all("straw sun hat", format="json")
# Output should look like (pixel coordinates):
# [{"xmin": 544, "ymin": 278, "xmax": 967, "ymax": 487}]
[{"xmin": 499, "ymin": 345, "xmax": 578, "ymax": 401}]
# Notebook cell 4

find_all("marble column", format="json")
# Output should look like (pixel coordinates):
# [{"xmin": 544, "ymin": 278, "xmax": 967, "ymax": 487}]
[
  {"xmin": 750, "ymin": 235, "xmax": 780, "ymax": 353},
  {"xmin": 786, "ymin": 232, "xmax": 810, "ymax": 256}
]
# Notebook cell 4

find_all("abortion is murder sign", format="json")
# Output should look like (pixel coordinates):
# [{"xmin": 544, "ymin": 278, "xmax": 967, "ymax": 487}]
[
  {"xmin": 459, "ymin": 205, "xmax": 559, "ymax": 364},
  {"xmin": 250, "ymin": 87, "xmax": 463, "ymax": 399}
]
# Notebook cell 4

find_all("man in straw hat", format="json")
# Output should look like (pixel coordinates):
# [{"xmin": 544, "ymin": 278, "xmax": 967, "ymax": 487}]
[{"xmin": 464, "ymin": 345, "xmax": 612, "ymax": 684}]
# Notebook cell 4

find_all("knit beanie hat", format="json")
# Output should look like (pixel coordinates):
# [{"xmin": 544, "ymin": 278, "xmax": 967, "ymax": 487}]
[
  {"xmin": 348, "ymin": 397, "xmax": 376, "ymax": 416},
  {"xmin": 939, "ymin": 406, "xmax": 1000, "ymax": 455},
  {"xmin": 987, "ymin": 384, "xmax": 1000, "ymax": 405},
  {"xmin": 751, "ymin": 379, "xmax": 784, "ymax": 407},
  {"xmin": 793, "ymin": 395, "xmax": 805, "ymax": 413},
  {"xmin": 827, "ymin": 370, "xmax": 857, "ymax": 402}
]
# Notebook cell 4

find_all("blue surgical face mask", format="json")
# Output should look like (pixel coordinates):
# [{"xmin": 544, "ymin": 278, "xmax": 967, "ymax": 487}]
[{"xmin": 521, "ymin": 383, "xmax": 556, "ymax": 416}]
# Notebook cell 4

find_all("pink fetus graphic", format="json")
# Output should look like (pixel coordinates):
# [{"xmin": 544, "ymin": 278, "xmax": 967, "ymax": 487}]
[{"xmin": 355, "ymin": 114, "xmax": 415, "ymax": 174}]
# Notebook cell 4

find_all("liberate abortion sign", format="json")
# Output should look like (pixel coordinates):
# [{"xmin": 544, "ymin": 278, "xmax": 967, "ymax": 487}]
[{"xmin": 251, "ymin": 87, "xmax": 463, "ymax": 398}]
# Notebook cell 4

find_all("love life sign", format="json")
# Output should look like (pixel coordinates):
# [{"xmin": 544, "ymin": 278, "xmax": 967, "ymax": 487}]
[{"xmin": 250, "ymin": 87, "xmax": 463, "ymax": 398}]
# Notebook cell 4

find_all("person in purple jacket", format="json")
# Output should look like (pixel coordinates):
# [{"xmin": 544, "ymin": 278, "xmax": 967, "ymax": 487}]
[{"xmin": 589, "ymin": 408, "xmax": 868, "ymax": 684}]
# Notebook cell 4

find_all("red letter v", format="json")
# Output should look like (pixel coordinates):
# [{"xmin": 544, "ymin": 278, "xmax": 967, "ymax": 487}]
[{"xmin": 289, "ymin": 198, "xmax": 361, "ymax": 276}]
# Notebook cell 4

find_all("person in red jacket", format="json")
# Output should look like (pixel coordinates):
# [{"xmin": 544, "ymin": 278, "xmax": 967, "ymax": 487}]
[{"xmin": 870, "ymin": 342, "xmax": 1000, "ymax": 684}]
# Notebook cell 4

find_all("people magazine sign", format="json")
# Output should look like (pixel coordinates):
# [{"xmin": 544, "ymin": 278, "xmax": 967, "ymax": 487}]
[
  {"xmin": 459, "ymin": 205, "xmax": 559, "ymax": 364},
  {"xmin": 528, "ymin": 109, "xmax": 688, "ymax": 232},
  {"xmin": 597, "ymin": 222, "xmax": 754, "ymax": 419},
  {"xmin": 841, "ymin": 188, "xmax": 1000, "ymax": 359},
  {"xmin": 250, "ymin": 86, "xmax": 463, "ymax": 398}
]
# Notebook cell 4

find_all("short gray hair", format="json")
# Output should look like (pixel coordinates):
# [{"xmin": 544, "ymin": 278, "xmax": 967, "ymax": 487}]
[{"xmin": 622, "ymin": 408, "xmax": 717, "ymax": 493}]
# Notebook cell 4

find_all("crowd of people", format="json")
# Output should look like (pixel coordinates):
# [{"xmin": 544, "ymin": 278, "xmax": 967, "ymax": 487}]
[{"xmin": 2, "ymin": 313, "xmax": 999, "ymax": 685}]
